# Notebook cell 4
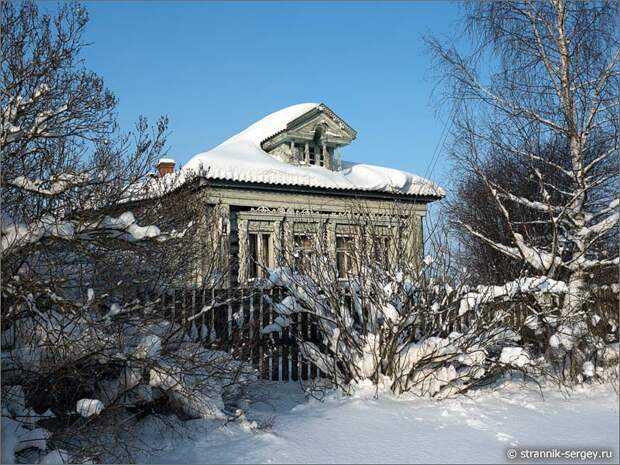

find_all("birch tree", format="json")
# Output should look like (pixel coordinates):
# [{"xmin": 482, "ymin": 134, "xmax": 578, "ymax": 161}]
[{"xmin": 428, "ymin": 1, "xmax": 619, "ymax": 322}]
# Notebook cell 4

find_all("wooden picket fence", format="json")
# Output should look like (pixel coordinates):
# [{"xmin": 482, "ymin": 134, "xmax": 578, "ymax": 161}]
[
  {"xmin": 156, "ymin": 286, "xmax": 619, "ymax": 382},
  {"xmin": 156, "ymin": 285, "xmax": 486, "ymax": 382},
  {"xmin": 158, "ymin": 287, "xmax": 325, "ymax": 382}
]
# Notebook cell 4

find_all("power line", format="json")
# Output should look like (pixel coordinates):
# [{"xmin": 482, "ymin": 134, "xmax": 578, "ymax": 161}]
[{"xmin": 424, "ymin": 102, "xmax": 458, "ymax": 181}]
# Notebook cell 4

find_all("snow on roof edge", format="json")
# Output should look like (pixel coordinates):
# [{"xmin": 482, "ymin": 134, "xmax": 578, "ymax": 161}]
[
  {"xmin": 191, "ymin": 169, "xmax": 444, "ymax": 198},
  {"xmin": 216, "ymin": 103, "xmax": 320, "ymax": 148},
  {"xmin": 150, "ymin": 103, "xmax": 445, "ymax": 200}
]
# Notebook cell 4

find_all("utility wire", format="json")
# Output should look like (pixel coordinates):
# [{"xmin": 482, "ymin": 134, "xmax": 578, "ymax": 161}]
[{"xmin": 424, "ymin": 101, "xmax": 458, "ymax": 181}]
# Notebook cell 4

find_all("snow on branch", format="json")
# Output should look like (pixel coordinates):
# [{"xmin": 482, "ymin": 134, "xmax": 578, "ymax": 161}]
[
  {"xmin": 584, "ymin": 212, "xmax": 619, "ymax": 237},
  {"xmin": 1, "ymin": 87, "xmax": 69, "ymax": 145},
  {"xmin": 95, "ymin": 212, "xmax": 161, "ymax": 241},
  {"xmin": 459, "ymin": 276, "xmax": 568, "ymax": 316},
  {"xmin": 8, "ymin": 173, "xmax": 90, "ymax": 196},
  {"xmin": 458, "ymin": 219, "xmax": 559, "ymax": 272},
  {"xmin": 512, "ymin": 232, "xmax": 559, "ymax": 272},
  {"xmin": 579, "ymin": 199, "xmax": 620, "ymax": 238},
  {"xmin": 458, "ymin": 221, "xmax": 522, "ymax": 261},
  {"xmin": 577, "ymin": 256, "xmax": 620, "ymax": 271},
  {"xmin": 496, "ymin": 189, "xmax": 561, "ymax": 214},
  {"xmin": 1, "ymin": 215, "xmax": 75, "ymax": 253},
  {"xmin": 1, "ymin": 211, "xmax": 172, "ymax": 254}
]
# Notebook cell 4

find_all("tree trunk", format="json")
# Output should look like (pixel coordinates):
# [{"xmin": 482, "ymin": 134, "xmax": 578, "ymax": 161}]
[{"xmin": 564, "ymin": 268, "xmax": 587, "ymax": 318}]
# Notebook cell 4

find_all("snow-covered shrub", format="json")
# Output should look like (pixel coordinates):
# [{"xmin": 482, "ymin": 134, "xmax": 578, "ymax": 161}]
[
  {"xmin": 1, "ymin": 3, "xmax": 244, "ymax": 462},
  {"xmin": 1, "ymin": 291, "xmax": 257, "ymax": 463},
  {"xmin": 262, "ymin": 263, "xmax": 546, "ymax": 397},
  {"xmin": 261, "ymin": 202, "xmax": 618, "ymax": 395},
  {"xmin": 259, "ymin": 208, "xmax": 540, "ymax": 397},
  {"xmin": 541, "ymin": 289, "xmax": 620, "ymax": 384}
]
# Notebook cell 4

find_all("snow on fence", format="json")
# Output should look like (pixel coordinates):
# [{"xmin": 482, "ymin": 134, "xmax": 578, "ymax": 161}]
[
  {"xmin": 153, "ymin": 286, "xmax": 619, "ymax": 382},
  {"xmin": 157, "ymin": 287, "xmax": 325, "ymax": 382}
]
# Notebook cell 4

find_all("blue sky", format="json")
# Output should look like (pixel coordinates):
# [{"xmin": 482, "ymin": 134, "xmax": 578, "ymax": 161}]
[{"xmin": 78, "ymin": 1, "xmax": 462, "ymax": 186}]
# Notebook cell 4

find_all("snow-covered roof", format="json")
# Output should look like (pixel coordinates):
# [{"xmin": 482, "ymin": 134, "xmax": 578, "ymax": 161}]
[{"xmin": 180, "ymin": 103, "xmax": 444, "ymax": 199}]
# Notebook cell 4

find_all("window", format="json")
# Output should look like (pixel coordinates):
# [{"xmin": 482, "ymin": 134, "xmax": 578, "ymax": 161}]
[
  {"xmin": 308, "ymin": 145, "xmax": 316, "ymax": 165},
  {"xmin": 248, "ymin": 233, "xmax": 271, "ymax": 280},
  {"xmin": 291, "ymin": 141, "xmax": 332, "ymax": 167},
  {"xmin": 373, "ymin": 236, "xmax": 390, "ymax": 266},
  {"xmin": 261, "ymin": 233, "xmax": 270, "ymax": 271},
  {"xmin": 294, "ymin": 234, "xmax": 314, "ymax": 270},
  {"xmin": 336, "ymin": 236, "xmax": 355, "ymax": 278},
  {"xmin": 294, "ymin": 142, "xmax": 305, "ymax": 161},
  {"xmin": 248, "ymin": 233, "xmax": 258, "ymax": 279}
]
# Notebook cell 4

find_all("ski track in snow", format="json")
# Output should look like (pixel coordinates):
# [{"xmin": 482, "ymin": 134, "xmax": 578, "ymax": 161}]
[{"xmin": 141, "ymin": 381, "xmax": 619, "ymax": 464}]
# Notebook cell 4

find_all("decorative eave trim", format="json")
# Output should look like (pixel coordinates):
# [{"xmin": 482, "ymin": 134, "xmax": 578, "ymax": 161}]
[
  {"xmin": 200, "ymin": 177, "xmax": 443, "ymax": 203},
  {"xmin": 242, "ymin": 205, "xmax": 415, "ymax": 222}
]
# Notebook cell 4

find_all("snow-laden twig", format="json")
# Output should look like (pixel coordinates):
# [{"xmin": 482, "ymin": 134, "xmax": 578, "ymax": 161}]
[{"xmin": 8, "ymin": 172, "xmax": 90, "ymax": 196}]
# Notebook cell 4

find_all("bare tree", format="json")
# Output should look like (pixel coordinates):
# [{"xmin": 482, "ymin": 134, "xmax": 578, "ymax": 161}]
[
  {"xmin": 449, "ymin": 137, "xmax": 617, "ymax": 286},
  {"xmin": 1, "ymin": 1, "xmax": 169, "ymax": 296},
  {"xmin": 1, "ymin": 3, "xmax": 250, "ymax": 462},
  {"xmin": 427, "ymin": 1, "xmax": 619, "ymax": 344}
]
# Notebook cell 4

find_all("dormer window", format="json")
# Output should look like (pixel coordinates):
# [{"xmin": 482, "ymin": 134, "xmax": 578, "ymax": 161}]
[
  {"xmin": 292, "ymin": 141, "xmax": 331, "ymax": 167},
  {"xmin": 294, "ymin": 142, "xmax": 305, "ymax": 162},
  {"xmin": 307, "ymin": 142, "xmax": 332, "ymax": 167},
  {"xmin": 309, "ymin": 145, "xmax": 316, "ymax": 165},
  {"xmin": 260, "ymin": 103, "xmax": 357, "ymax": 171},
  {"xmin": 307, "ymin": 143, "xmax": 334, "ymax": 167}
]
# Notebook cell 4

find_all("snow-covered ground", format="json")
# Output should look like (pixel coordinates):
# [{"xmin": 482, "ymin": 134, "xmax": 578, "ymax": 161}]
[{"xmin": 139, "ymin": 379, "xmax": 619, "ymax": 464}]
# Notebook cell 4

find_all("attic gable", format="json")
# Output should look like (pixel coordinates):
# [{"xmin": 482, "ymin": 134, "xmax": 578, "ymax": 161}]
[{"xmin": 261, "ymin": 103, "xmax": 356, "ymax": 152}]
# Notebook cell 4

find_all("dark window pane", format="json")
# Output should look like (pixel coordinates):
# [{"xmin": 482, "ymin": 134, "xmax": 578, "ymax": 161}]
[
  {"xmin": 336, "ymin": 250, "xmax": 346, "ymax": 277},
  {"xmin": 261, "ymin": 233, "xmax": 270, "ymax": 273},
  {"xmin": 248, "ymin": 233, "xmax": 258, "ymax": 279}
]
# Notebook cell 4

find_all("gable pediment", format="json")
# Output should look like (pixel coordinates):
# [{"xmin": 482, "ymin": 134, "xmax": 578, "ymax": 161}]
[{"xmin": 261, "ymin": 103, "xmax": 356, "ymax": 151}]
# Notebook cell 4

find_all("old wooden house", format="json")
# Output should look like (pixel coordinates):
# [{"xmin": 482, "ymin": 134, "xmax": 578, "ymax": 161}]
[{"xmin": 149, "ymin": 103, "xmax": 444, "ymax": 287}]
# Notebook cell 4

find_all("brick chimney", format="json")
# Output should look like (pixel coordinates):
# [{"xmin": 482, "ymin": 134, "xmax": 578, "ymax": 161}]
[{"xmin": 156, "ymin": 158, "xmax": 176, "ymax": 177}]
